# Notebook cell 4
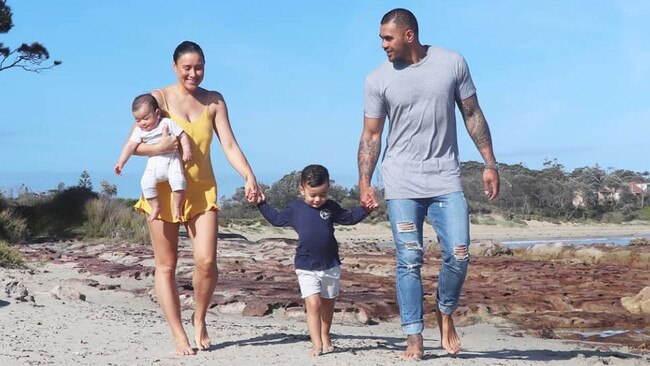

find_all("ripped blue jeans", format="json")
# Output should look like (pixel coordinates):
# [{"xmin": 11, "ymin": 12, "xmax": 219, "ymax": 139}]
[{"xmin": 387, "ymin": 191, "xmax": 470, "ymax": 335}]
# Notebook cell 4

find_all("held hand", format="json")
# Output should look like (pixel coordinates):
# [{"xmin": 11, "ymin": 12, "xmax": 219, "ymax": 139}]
[
  {"xmin": 483, "ymin": 168, "xmax": 500, "ymax": 201},
  {"xmin": 244, "ymin": 177, "xmax": 259, "ymax": 203},
  {"xmin": 256, "ymin": 190, "xmax": 266, "ymax": 205},
  {"xmin": 359, "ymin": 184, "xmax": 379, "ymax": 211},
  {"xmin": 158, "ymin": 125, "xmax": 179, "ymax": 154}
]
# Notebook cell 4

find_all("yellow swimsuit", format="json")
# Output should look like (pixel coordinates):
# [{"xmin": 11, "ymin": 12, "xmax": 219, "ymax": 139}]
[{"xmin": 134, "ymin": 91, "xmax": 219, "ymax": 222}]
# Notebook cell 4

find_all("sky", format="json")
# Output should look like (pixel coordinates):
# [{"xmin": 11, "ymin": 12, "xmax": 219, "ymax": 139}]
[{"xmin": 1, "ymin": 0, "xmax": 648, "ymax": 199}]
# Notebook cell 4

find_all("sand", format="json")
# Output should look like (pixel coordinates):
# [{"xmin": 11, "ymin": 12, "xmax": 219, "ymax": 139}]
[{"xmin": 1, "ymin": 220, "xmax": 649, "ymax": 365}]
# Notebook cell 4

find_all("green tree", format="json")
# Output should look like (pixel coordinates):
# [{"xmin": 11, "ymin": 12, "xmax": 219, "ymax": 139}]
[
  {"xmin": 265, "ymin": 171, "xmax": 301, "ymax": 209},
  {"xmin": 0, "ymin": 1, "xmax": 61, "ymax": 72},
  {"xmin": 78, "ymin": 171, "xmax": 93, "ymax": 190}
]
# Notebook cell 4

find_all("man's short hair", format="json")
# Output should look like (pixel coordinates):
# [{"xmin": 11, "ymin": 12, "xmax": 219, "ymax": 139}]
[
  {"xmin": 381, "ymin": 8, "xmax": 419, "ymax": 36},
  {"xmin": 301, "ymin": 164, "xmax": 330, "ymax": 187}
]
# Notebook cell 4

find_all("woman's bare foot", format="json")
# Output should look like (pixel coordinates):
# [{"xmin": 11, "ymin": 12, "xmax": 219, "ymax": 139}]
[
  {"xmin": 435, "ymin": 304, "xmax": 461, "ymax": 354},
  {"xmin": 399, "ymin": 333, "xmax": 423, "ymax": 359},
  {"xmin": 192, "ymin": 312, "xmax": 211, "ymax": 350},
  {"xmin": 173, "ymin": 334, "xmax": 195, "ymax": 356}
]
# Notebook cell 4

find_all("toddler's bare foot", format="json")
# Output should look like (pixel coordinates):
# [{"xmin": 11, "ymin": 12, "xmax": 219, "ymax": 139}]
[
  {"xmin": 309, "ymin": 345, "xmax": 323, "ymax": 357},
  {"xmin": 399, "ymin": 333, "xmax": 423, "ymax": 359},
  {"xmin": 173, "ymin": 334, "xmax": 195, "ymax": 356},
  {"xmin": 321, "ymin": 335, "xmax": 334, "ymax": 353},
  {"xmin": 192, "ymin": 312, "xmax": 211, "ymax": 351}
]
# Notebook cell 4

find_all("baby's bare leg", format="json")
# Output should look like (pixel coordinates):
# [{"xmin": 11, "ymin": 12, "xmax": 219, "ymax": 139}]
[
  {"xmin": 171, "ymin": 190, "xmax": 185, "ymax": 221},
  {"xmin": 146, "ymin": 197, "xmax": 161, "ymax": 222}
]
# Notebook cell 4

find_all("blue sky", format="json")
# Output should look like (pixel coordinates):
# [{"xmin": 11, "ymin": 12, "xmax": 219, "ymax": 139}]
[{"xmin": 1, "ymin": 0, "xmax": 648, "ymax": 199}]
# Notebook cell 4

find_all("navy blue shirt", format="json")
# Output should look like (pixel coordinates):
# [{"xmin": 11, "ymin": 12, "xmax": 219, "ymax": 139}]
[{"xmin": 257, "ymin": 199, "xmax": 369, "ymax": 270}]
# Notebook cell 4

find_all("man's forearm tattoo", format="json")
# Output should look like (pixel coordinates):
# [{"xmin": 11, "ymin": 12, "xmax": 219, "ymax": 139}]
[
  {"xmin": 461, "ymin": 96, "xmax": 494, "ymax": 157},
  {"xmin": 358, "ymin": 138, "xmax": 381, "ymax": 183}
]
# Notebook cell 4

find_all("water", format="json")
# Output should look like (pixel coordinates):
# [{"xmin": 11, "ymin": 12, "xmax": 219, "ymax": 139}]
[{"xmin": 502, "ymin": 234, "xmax": 650, "ymax": 248}]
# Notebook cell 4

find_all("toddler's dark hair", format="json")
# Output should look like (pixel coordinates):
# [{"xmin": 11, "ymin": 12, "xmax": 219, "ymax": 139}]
[
  {"xmin": 301, "ymin": 164, "xmax": 329, "ymax": 187},
  {"xmin": 132, "ymin": 93, "xmax": 160, "ymax": 112}
]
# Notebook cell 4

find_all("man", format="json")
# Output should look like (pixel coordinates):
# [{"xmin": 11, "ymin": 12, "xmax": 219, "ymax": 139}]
[{"xmin": 357, "ymin": 8, "xmax": 499, "ymax": 359}]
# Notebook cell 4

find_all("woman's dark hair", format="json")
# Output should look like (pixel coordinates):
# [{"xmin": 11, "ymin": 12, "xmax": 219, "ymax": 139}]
[
  {"xmin": 132, "ymin": 93, "xmax": 159, "ymax": 112},
  {"xmin": 301, "ymin": 164, "xmax": 330, "ymax": 187},
  {"xmin": 173, "ymin": 41, "xmax": 205, "ymax": 63}
]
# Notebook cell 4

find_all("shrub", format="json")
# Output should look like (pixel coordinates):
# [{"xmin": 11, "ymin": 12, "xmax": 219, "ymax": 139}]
[
  {"xmin": 0, "ymin": 208, "xmax": 28, "ymax": 243},
  {"xmin": 18, "ymin": 186, "xmax": 97, "ymax": 238},
  {"xmin": 83, "ymin": 197, "xmax": 150, "ymax": 245},
  {"xmin": 0, "ymin": 241, "xmax": 23, "ymax": 268}
]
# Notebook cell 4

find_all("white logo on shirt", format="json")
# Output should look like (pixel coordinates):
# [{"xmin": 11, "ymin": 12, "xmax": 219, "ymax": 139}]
[{"xmin": 320, "ymin": 209, "xmax": 331, "ymax": 220}]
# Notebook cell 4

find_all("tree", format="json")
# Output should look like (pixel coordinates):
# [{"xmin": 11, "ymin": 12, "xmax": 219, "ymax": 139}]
[
  {"xmin": 0, "ymin": 1, "xmax": 61, "ymax": 73},
  {"xmin": 78, "ymin": 171, "xmax": 93, "ymax": 190},
  {"xmin": 99, "ymin": 180, "xmax": 117, "ymax": 198}
]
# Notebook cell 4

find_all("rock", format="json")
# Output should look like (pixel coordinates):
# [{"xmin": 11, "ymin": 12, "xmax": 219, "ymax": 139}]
[
  {"xmin": 621, "ymin": 286, "xmax": 650, "ymax": 314},
  {"xmin": 50, "ymin": 285, "xmax": 86, "ymax": 301},
  {"xmin": 216, "ymin": 301, "xmax": 247, "ymax": 315},
  {"xmin": 4, "ymin": 280, "xmax": 32, "ymax": 302},
  {"xmin": 471, "ymin": 240, "xmax": 512, "ymax": 257},
  {"xmin": 629, "ymin": 238, "xmax": 649, "ymax": 246},
  {"xmin": 242, "ymin": 302, "xmax": 271, "ymax": 317}
]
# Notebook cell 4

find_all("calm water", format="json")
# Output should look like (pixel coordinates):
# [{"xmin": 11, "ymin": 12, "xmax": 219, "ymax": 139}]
[{"xmin": 502, "ymin": 234, "xmax": 650, "ymax": 248}]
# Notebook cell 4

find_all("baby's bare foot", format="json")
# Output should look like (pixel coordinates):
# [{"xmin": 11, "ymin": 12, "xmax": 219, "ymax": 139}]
[{"xmin": 148, "ymin": 207, "xmax": 161, "ymax": 222}]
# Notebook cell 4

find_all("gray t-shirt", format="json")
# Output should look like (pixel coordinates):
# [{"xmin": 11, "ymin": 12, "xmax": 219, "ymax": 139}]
[{"xmin": 364, "ymin": 46, "xmax": 476, "ymax": 199}]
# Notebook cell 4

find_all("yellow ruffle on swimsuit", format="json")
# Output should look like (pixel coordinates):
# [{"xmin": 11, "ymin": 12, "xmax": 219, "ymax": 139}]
[{"xmin": 134, "ymin": 92, "xmax": 219, "ymax": 223}]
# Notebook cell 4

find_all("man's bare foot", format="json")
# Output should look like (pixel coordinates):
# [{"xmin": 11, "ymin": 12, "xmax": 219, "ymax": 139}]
[
  {"xmin": 435, "ymin": 304, "xmax": 461, "ymax": 354},
  {"xmin": 173, "ymin": 334, "xmax": 195, "ymax": 356},
  {"xmin": 192, "ymin": 312, "xmax": 211, "ymax": 350},
  {"xmin": 399, "ymin": 333, "xmax": 423, "ymax": 359}
]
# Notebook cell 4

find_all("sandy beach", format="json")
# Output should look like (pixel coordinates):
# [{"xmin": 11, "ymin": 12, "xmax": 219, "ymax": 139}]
[{"xmin": 1, "ymin": 219, "xmax": 649, "ymax": 365}]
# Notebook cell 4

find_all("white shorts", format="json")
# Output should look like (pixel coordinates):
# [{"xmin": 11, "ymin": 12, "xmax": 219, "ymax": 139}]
[{"xmin": 295, "ymin": 265, "xmax": 341, "ymax": 299}]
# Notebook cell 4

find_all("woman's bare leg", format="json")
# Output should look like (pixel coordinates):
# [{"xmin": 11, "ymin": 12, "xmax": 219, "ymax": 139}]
[
  {"xmin": 185, "ymin": 210, "xmax": 218, "ymax": 350},
  {"xmin": 148, "ymin": 219, "xmax": 194, "ymax": 355}
]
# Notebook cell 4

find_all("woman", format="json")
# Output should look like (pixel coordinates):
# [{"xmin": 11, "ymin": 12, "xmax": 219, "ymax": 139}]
[{"xmin": 134, "ymin": 41, "xmax": 259, "ymax": 355}]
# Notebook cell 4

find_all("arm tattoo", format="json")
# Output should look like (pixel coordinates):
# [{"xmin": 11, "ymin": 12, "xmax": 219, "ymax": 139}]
[
  {"xmin": 460, "ymin": 95, "xmax": 495, "ymax": 161},
  {"xmin": 358, "ymin": 138, "xmax": 381, "ymax": 184}
]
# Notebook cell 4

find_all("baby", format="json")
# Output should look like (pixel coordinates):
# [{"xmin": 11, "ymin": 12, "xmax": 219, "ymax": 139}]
[{"xmin": 114, "ymin": 93, "xmax": 192, "ymax": 221}]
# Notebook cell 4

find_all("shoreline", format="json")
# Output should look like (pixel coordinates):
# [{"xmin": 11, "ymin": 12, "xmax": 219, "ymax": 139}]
[{"xmin": 222, "ymin": 219, "xmax": 650, "ymax": 245}]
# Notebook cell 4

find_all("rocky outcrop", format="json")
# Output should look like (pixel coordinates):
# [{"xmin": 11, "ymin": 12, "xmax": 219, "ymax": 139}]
[
  {"xmin": 16, "ymin": 237, "xmax": 650, "ymax": 349},
  {"xmin": 621, "ymin": 287, "xmax": 650, "ymax": 314}
]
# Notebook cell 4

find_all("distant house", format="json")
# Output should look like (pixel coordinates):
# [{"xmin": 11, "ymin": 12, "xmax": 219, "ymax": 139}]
[
  {"xmin": 628, "ymin": 182, "xmax": 648, "ymax": 194},
  {"xmin": 627, "ymin": 182, "xmax": 648, "ymax": 208},
  {"xmin": 597, "ymin": 187, "xmax": 620, "ymax": 205}
]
